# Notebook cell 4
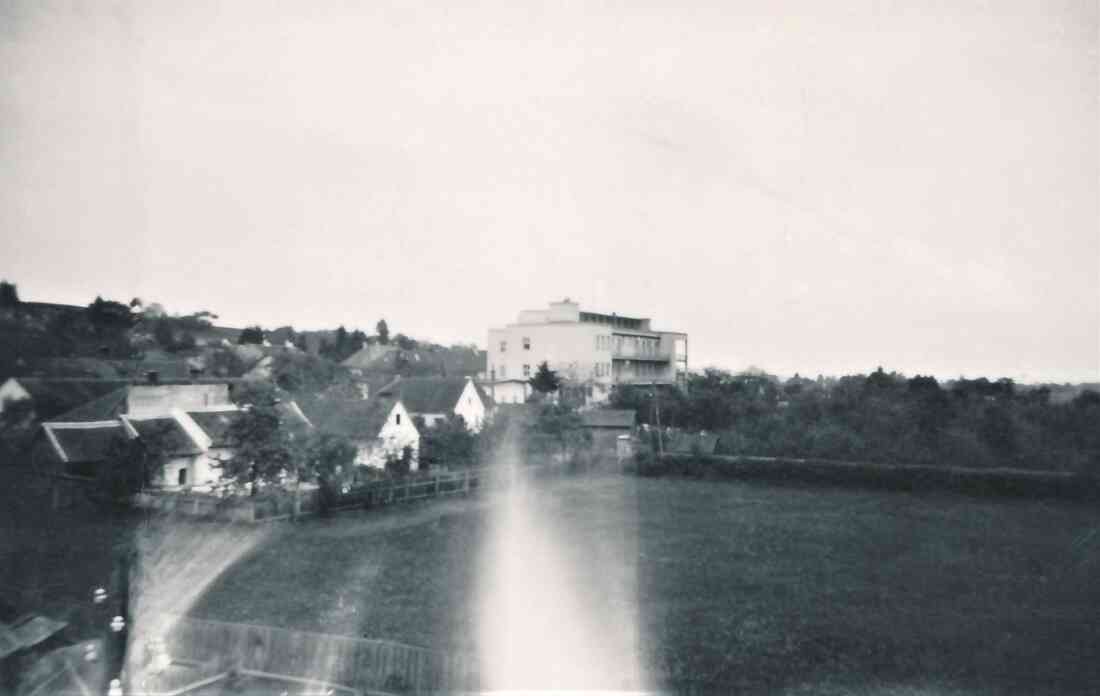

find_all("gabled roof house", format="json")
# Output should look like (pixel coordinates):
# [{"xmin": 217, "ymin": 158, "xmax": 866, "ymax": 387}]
[
  {"xmin": 375, "ymin": 376, "xmax": 492, "ymax": 431},
  {"xmin": 300, "ymin": 395, "xmax": 420, "ymax": 470}
]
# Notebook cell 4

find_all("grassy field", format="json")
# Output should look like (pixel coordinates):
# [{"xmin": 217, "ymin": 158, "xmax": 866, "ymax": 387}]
[{"xmin": 180, "ymin": 474, "xmax": 1100, "ymax": 695}]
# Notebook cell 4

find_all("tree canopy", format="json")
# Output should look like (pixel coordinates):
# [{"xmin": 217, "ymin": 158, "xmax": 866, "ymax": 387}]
[
  {"xmin": 529, "ymin": 361, "xmax": 561, "ymax": 395},
  {"xmin": 238, "ymin": 325, "xmax": 265, "ymax": 345},
  {"xmin": 0, "ymin": 281, "xmax": 19, "ymax": 308}
]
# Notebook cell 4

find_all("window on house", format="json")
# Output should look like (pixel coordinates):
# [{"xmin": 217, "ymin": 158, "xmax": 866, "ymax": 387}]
[
  {"xmin": 500, "ymin": 340, "xmax": 507, "ymax": 352},
  {"xmin": 523, "ymin": 364, "xmax": 531, "ymax": 377},
  {"xmin": 523, "ymin": 337, "xmax": 530, "ymax": 350},
  {"xmin": 178, "ymin": 468, "xmax": 187, "ymax": 486},
  {"xmin": 500, "ymin": 365, "xmax": 507, "ymax": 378},
  {"xmin": 396, "ymin": 413, "xmax": 401, "ymax": 425}
]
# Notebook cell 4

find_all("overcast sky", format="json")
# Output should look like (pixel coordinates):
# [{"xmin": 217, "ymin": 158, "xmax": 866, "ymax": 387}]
[{"xmin": 1, "ymin": 0, "xmax": 1096, "ymax": 382}]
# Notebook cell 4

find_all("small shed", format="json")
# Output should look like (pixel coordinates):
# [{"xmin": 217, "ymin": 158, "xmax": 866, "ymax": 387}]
[{"xmin": 580, "ymin": 409, "xmax": 637, "ymax": 453}]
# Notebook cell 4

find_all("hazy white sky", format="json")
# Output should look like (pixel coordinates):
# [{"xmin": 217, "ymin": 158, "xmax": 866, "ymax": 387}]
[{"xmin": 1, "ymin": 0, "xmax": 1096, "ymax": 382}]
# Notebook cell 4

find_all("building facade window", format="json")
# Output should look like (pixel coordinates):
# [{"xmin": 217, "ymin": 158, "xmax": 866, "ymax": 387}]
[
  {"xmin": 523, "ymin": 337, "xmax": 531, "ymax": 350},
  {"xmin": 500, "ymin": 365, "xmax": 507, "ymax": 378},
  {"xmin": 499, "ymin": 340, "xmax": 507, "ymax": 352},
  {"xmin": 396, "ymin": 413, "xmax": 401, "ymax": 425},
  {"xmin": 523, "ymin": 364, "xmax": 531, "ymax": 377}
]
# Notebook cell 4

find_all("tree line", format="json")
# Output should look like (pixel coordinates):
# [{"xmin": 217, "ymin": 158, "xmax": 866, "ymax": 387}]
[{"xmin": 612, "ymin": 367, "xmax": 1100, "ymax": 473}]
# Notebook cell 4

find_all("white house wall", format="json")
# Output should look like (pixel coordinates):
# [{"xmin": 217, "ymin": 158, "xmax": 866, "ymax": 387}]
[
  {"xmin": 454, "ymin": 380, "xmax": 487, "ymax": 431},
  {"xmin": 127, "ymin": 384, "xmax": 231, "ymax": 418},
  {"xmin": 0, "ymin": 378, "xmax": 31, "ymax": 413},
  {"xmin": 487, "ymin": 382, "xmax": 529, "ymax": 405},
  {"xmin": 357, "ymin": 401, "xmax": 420, "ymax": 471}
]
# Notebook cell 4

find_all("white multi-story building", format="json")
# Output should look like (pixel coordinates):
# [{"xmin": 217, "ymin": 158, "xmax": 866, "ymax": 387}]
[{"xmin": 486, "ymin": 299, "xmax": 688, "ymax": 404}]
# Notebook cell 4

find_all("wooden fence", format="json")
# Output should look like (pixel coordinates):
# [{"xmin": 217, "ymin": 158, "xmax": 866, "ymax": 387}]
[
  {"xmin": 153, "ymin": 614, "xmax": 478, "ymax": 694},
  {"xmin": 133, "ymin": 465, "xmax": 543, "ymax": 524}
]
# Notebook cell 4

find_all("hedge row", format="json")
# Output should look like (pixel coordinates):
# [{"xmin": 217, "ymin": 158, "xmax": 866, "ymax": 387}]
[{"xmin": 629, "ymin": 452, "xmax": 1100, "ymax": 502}]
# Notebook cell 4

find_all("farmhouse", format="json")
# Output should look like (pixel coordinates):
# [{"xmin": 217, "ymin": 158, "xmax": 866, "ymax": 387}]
[
  {"xmin": 376, "ymin": 376, "xmax": 492, "ymax": 432},
  {"xmin": 31, "ymin": 381, "xmax": 313, "ymax": 489},
  {"xmin": 301, "ymin": 396, "xmax": 420, "ymax": 470}
]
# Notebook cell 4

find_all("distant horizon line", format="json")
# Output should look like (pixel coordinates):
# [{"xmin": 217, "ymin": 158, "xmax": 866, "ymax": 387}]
[{"xmin": 8, "ymin": 287, "xmax": 1097, "ymax": 387}]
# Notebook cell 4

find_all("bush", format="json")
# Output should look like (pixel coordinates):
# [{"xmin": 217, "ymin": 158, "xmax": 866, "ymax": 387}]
[{"xmin": 628, "ymin": 453, "xmax": 1100, "ymax": 502}]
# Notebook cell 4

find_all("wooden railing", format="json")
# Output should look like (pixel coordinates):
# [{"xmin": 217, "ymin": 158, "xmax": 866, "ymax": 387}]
[{"xmin": 150, "ymin": 613, "xmax": 479, "ymax": 695}]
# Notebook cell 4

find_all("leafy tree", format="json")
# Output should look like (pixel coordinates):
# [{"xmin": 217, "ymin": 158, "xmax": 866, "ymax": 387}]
[
  {"xmin": 207, "ymin": 347, "xmax": 247, "ymax": 377},
  {"xmin": 153, "ymin": 316, "xmax": 176, "ymax": 351},
  {"xmin": 0, "ymin": 281, "xmax": 19, "ymax": 308},
  {"xmin": 420, "ymin": 415, "xmax": 476, "ymax": 469},
  {"xmin": 176, "ymin": 331, "xmax": 197, "ymax": 351},
  {"xmin": 86, "ymin": 296, "xmax": 137, "ymax": 333},
  {"xmin": 529, "ymin": 361, "xmax": 561, "ymax": 395},
  {"xmin": 238, "ymin": 325, "xmax": 265, "ymax": 345},
  {"xmin": 272, "ymin": 351, "xmax": 339, "ymax": 394},
  {"xmin": 217, "ymin": 383, "xmax": 295, "ymax": 495},
  {"xmin": 376, "ymin": 319, "xmax": 390, "ymax": 345},
  {"xmin": 385, "ymin": 446, "xmax": 413, "ymax": 477},
  {"xmin": 527, "ymin": 403, "xmax": 591, "ymax": 465},
  {"xmin": 300, "ymin": 430, "xmax": 358, "ymax": 514},
  {"xmin": 395, "ymin": 333, "xmax": 417, "ymax": 350}
]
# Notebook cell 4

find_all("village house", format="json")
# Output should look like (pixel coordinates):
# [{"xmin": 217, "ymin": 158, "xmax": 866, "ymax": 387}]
[
  {"xmin": 375, "ymin": 376, "xmax": 493, "ymax": 432},
  {"xmin": 29, "ymin": 380, "xmax": 311, "ymax": 490},
  {"xmin": 300, "ymin": 395, "xmax": 420, "ymax": 470}
]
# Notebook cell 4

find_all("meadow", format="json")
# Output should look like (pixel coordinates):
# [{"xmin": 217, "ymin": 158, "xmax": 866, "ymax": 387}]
[{"xmin": 187, "ymin": 475, "xmax": 1100, "ymax": 695}]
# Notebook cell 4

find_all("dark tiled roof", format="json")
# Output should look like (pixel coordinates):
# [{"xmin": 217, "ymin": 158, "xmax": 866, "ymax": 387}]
[
  {"xmin": 127, "ymin": 417, "xmax": 203, "ymax": 455},
  {"xmin": 298, "ymin": 397, "xmax": 395, "ymax": 440},
  {"xmin": 3, "ymin": 378, "xmax": 129, "ymax": 420},
  {"xmin": 580, "ymin": 409, "xmax": 637, "ymax": 429},
  {"xmin": 472, "ymin": 381, "xmax": 494, "ymax": 408},
  {"xmin": 17, "ymin": 357, "xmax": 123, "ymax": 380},
  {"xmin": 46, "ymin": 422, "xmax": 128, "ymax": 463},
  {"xmin": 51, "ymin": 388, "xmax": 130, "ymax": 423},
  {"xmin": 377, "ymin": 377, "xmax": 474, "ymax": 414},
  {"xmin": 186, "ymin": 409, "xmax": 243, "ymax": 447}
]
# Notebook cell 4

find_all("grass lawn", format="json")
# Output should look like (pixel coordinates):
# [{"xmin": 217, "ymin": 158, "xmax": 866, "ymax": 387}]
[{"xmin": 183, "ymin": 474, "xmax": 1100, "ymax": 695}]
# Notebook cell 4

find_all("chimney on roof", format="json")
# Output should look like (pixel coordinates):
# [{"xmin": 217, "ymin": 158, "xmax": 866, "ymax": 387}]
[{"xmin": 146, "ymin": 370, "xmax": 160, "ymax": 385}]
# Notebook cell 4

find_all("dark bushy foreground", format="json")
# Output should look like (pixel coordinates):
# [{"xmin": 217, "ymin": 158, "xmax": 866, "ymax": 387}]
[{"xmin": 613, "ymin": 368, "xmax": 1100, "ymax": 474}]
